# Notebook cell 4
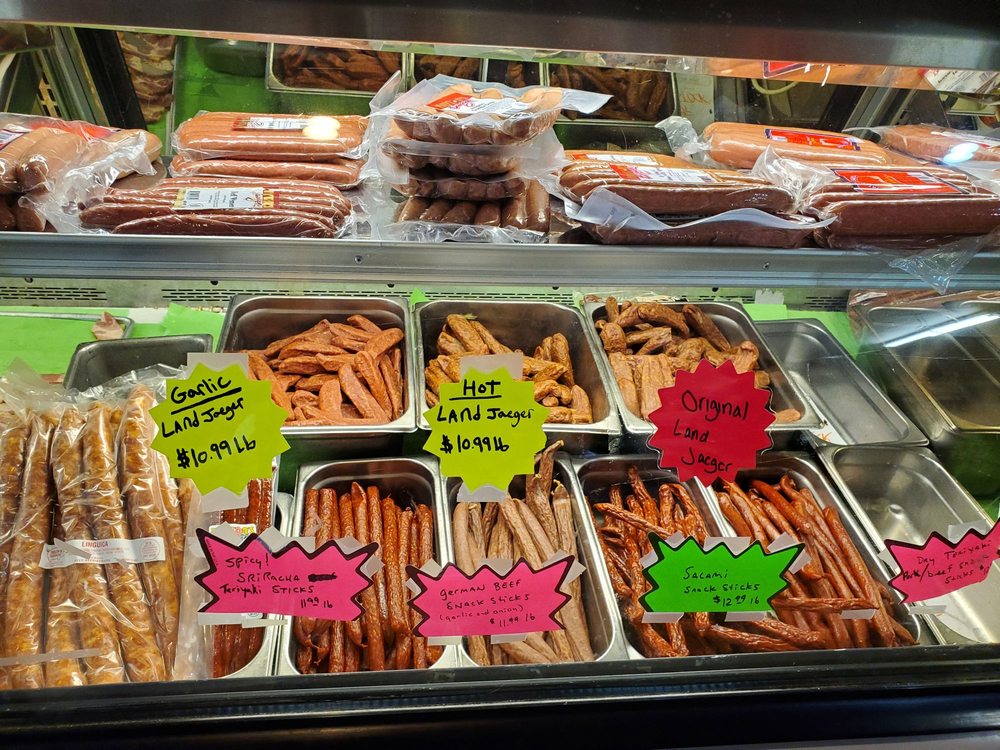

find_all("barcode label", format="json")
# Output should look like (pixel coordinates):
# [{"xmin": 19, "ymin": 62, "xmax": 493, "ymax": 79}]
[
  {"xmin": 41, "ymin": 537, "xmax": 166, "ymax": 568},
  {"xmin": 232, "ymin": 116, "xmax": 310, "ymax": 131},
  {"xmin": 174, "ymin": 188, "xmax": 272, "ymax": 211}
]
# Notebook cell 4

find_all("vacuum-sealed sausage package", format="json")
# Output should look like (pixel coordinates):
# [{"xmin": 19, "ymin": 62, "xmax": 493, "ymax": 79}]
[
  {"xmin": 0, "ymin": 364, "xmax": 190, "ymax": 688},
  {"xmin": 78, "ymin": 177, "xmax": 353, "ymax": 238},
  {"xmin": 173, "ymin": 112, "xmax": 368, "ymax": 161},
  {"xmin": 660, "ymin": 116, "xmax": 893, "ymax": 169},
  {"xmin": 169, "ymin": 153, "xmax": 363, "ymax": 189},
  {"xmin": 374, "ymin": 74, "xmax": 609, "ymax": 145},
  {"xmin": 878, "ymin": 124, "xmax": 1000, "ymax": 165},
  {"xmin": 378, "ymin": 180, "xmax": 551, "ymax": 243}
]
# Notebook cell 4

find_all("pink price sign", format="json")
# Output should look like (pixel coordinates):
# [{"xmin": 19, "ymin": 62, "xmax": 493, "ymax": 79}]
[
  {"xmin": 195, "ymin": 529, "xmax": 375, "ymax": 620},
  {"xmin": 407, "ymin": 558, "xmax": 572, "ymax": 638},
  {"xmin": 886, "ymin": 520, "xmax": 1000, "ymax": 603}
]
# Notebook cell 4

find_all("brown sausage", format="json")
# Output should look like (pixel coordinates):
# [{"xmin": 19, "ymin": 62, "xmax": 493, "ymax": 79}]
[
  {"xmin": 50, "ymin": 408, "xmax": 126, "ymax": 684},
  {"xmin": 109, "ymin": 212, "xmax": 343, "ymax": 238},
  {"xmin": 352, "ymin": 484, "xmax": 385, "ymax": 670},
  {"xmin": 17, "ymin": 128, "xmax": 87, "ymax": 191},
  {"xmin": 0, "ymin": 412, "xmax": 29, "ymax": 688},
  {"xmin": 170, "ymin": 154, "xmax": 361, "ymax": 187},
  {"xmin": 339, "ymin": 493, "xmax": 364, "ymax": 649},
  {"xmin": 4, "ymin": 414, "xmax": 55, "ymax": 689}
]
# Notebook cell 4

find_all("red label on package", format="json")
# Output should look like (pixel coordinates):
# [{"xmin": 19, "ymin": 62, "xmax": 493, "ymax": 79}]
[
  {"xmin": 571, "ymin": 153, "xmax": 658, "ymax": 164},
  {"xmin": 762, "ymin": 61, "xmax": 810, "ymax": 78},
  {"xmin": 765, "ymin": 127, "xmax": 861, "ymax": 151},
  {"xmin": 647, "ymin": 359, "xmax": 776, "ymax": 484},
  {"xmin": 832, "ymin": 168, "xmax": 965, "ymax": 195},
  {"xmin": 886, "ymin": 520, "xmax": 1000, "ymax": 603},
  {"xmin": 609, "ymin": 164, "xmax": 716, "ymax": 183},
  {"xmin": 407, "ymin": 558, "xmax": 572, "ymax": 638},
  {"xmin": 195, "ymin": 529, "xmax": 375, "ymax": 620}
]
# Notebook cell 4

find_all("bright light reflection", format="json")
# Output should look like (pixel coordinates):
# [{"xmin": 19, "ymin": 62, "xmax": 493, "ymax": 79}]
[
  {"xmin": 303, "ymin": 116, "xmax": 341, "ymax": 141},
  {"xmin": 885, "ymin": 312, "xmax": 999, "ymax": 348}
]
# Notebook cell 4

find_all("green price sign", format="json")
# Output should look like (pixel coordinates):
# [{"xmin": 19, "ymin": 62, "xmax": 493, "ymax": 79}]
[
  {"xmin": 423, "ymin": 367, "xmax": 548, "ymax": 492},
  {"xmin": 150, "ymin": 363, "xmax": 290, "ymax": 495},
  {"xmin": 641, "ymin": 536, "xmax": 802, "ymax": 613}
]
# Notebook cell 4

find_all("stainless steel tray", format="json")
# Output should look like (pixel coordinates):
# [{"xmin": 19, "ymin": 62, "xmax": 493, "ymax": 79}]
[
  {"xmin": 582, "ymin": 300, "xmax": 817, "ymax": 445},
  {"xmin": 817, "ymin": 445, "xmax": 999, "ymax": 646},
  {"xmin": 856, "ymin": 304, "xmax": 1000, "ymax": 497},
  {"xmin": 266, "ymin": 42, "xmax": 411, "ymax": 97},
  {"xmin": 706, "ymin": 452, "xmax": 927, "ymax": 646},
  {"xmin": 277, "ymin": 456, "xmax": 459, "ymax": 675},
  {"xmin": 415, "ymin": 299, "xmax": 621, "ymax": 453},
  {"xmin": 65, "ymin": 334, "xmax": 213, "ymax": 391},
  {"xmin": 757, "ymin": 319, "xmax": 926, "ymax": 447},
  {"xmin": 443, "ymin": 454, "xmax": 628, "ymax": 665},
  {"xmin": 219, "ymin": 295, "xmax": 418, "ymax": 445},
  {"xmin": 567, "ymin": 453, "xmax": 729, "ymax": 660},
  {"xmin": 947, "ymin": 297, "xmax": 1000, "ymax": 355}
]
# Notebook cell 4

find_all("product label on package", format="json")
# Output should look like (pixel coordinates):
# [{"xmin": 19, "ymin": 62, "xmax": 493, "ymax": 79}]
[
  {"xmin": 570, "ymin": 153, "xmax": 659, "ymax": 165},
  {"xmin": 647, "ymin": 359, "xmax": 775, "ymax": 484},
  {"xmin": 923, "ymin": 69, "xmax": 1000, "ymax": 94},
  {"xmin": 41, "ymin": 536, "xmax": 166, "ymax": 568},
  {"xmin": 0, "ymin": 128, "xmax": 25, "ymax": 150},
  {"xmin": 609, "ymin": 164, "xmax": 716, "ymax": 183},
  {"xmin": 423, "ymin": 363, "xmax": 547, "ymax": 492},
  {"xmin": 642, "ymin": 536, "xmax": 801, "ymax": 615},
  {"xmin": 762, "ymin": 61, "xmax": 810, "ymax": 78},
  {"xmin": 407, "ymin": 558, "xmax": 572, "ymax": 638},
  {"xmin": 426, "ymin": 92, "xmax": 533, "ymax": 115},
  {"xmin": 174, "ymin": 188, "xmax": 273, "ymax": 211},
  {"xmin": 232, "ymin": 116, "xmax": 310, "ymax": 131},
  {"xmin": 886, "ymin": 519, "xmax": 1000, "ymax": 602},
  {"xmin": 149, "ymin": 363, "xmax": 289, "ymax": 495},
  {"xmin": 196, "ymin": 530, "xmax": 375, "ymax": 619},
  {"xmin": 765, "ymin": 127, "xmax": 861, "ymax": 151},
  {"xmin": 832, "ymin": 168, "xmax": 966, "ymax": 195}
]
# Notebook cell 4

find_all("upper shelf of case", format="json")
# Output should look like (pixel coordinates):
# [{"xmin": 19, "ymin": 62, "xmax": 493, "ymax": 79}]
[{"xmin": 6, "ymin": 0, "xmax": 1000, "ymax": 73}]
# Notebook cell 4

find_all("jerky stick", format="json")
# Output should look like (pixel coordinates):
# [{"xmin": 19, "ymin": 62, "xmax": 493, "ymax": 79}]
[
  {"xmin": 395, "ymin": 509, "xmax": 413, "ymax": 669},
  {"xmin": 325, "ymin": 489, "xmax": 345, "ymax": 674},
  {"xmin": 352, "ymin": 486, "xmax": 385, "ymax": 670},
  {"xmin": 366, "ymin": 486, "xmax": 391, "ymax": 644},
  {"xmin": 412, "ymin": 504, "xmax": 434, "ymax": 668},
  {"xmin": 339, "ymin": 493, "xmax": 364, "ymax": 649},
  {"xmin": 454, "ymin": 503, "xmax": 490, "ymax": 666}
]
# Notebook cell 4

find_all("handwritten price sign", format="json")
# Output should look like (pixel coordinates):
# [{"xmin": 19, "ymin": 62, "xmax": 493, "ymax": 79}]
[
  {"xmin": 150, "ymin": 363, "xmax": 289, "ymax": 494},
  {"xmin": 196, "ymin": 530, "xmax": 376, "ymax": 619},
  {"xmin": 648, "ymin": 359, "xmax": 775, "ymax": 484},
  {"xmin": 407, "ymin": 559, "xmax": 572, "ymax": 638},
  {"xmin": 424, "ymin": 367, "xmax": 547, "ymax": 491},
  {"xmin": 886, "ymin": 520, "xmax": 1000, "ymax": 602}
]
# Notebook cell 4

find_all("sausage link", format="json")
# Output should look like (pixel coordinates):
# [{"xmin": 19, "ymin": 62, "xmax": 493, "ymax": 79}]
[
  {"xmin": 339, "ymin": 493, "xmax": 364, "ymax": 649},
  {"xmin": 118, "ymin": 386, "xmax": 179, "ymax": 676},
  {"xmin": 0, "ymin": 412, "xmax": 29, "ymax": 689},
  {"xmin": 83, "ymin": 405, "xmax": 166, "ymax": 683},
  {"xmin": 43, "ymin": 508, "xmax": 85, "ymax": 687},
  {"xmin": 394, "ymin": 509, "xmax": 413, "ymax": 669},
  {"xmin": 352, "ymin": 484, "xmax": 385, "ymax": 670}
]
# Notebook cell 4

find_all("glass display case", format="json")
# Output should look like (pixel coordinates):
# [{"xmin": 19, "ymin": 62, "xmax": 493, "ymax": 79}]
[{"xmin": 0, "ymin": 2, "xmax": 998, "ymax": 747}]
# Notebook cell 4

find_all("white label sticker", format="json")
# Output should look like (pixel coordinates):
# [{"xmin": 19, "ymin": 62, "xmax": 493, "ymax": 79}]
[
  {"xmin": 234, "ymin": 116, "xmax": 310, "ymax": 131},
  {"xmin": 426, "ymin": 92, "xmax": 533, "ymax": 115},
  {"xmin": 572, "ymin": 153, "xmax": 659, "ymax": 165},
  {"xmin": 41, "ymin": 537, "xmax": 165, "ymax": 568},
  {"xmin": 174, "ymin": 187, "xmax": 269, "ymax": 211},
  {"xmin": 923, "ymin": 69, "xmax": 1000, "ymax": 94},
  {"xmin": 0, "ymin": 128, "xmax": 26, "ymax": 150},
  {"xmin": 609, "ymin": 164, "xmax": 717, "ymax": 183}
]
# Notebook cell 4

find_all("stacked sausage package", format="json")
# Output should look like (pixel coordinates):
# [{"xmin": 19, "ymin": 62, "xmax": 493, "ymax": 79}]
[
  {"xmin": 0, "ymin": 113, "xmax": 161, "ymax": 233},
  {"xmin": 370, "ymin": 74, "xmax": 610, "ymax": 242},
  {"xmin": 0, "ymin": 365, "xmax": 189, "ymax": 688}
]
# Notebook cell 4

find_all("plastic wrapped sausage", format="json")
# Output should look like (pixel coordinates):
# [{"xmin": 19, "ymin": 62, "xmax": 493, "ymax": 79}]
[
  {"xmin": 378, "ymin": 75, "xmax": 608, "ymax": 146},
  {"xmin": 880, "ymin": 124, "xmax": 1000, "ymax": 164},
  {"xmin": 393, "ymin": 167, "xmax": 527, "ymax": 201},
  {"xmin": 169, "ymin": 153, "xmax": 362, "ymax": 188},
  {"xmin": 174, "ymin": 112, "xmax": 367, "ymax": 161}
]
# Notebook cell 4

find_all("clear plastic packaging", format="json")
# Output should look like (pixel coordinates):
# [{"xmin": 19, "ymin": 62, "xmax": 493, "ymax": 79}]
[
  {"xmin": 559, "ymin": 151, "xmax": 796, "ymax": 215},
  {"xmin": 375, "ymin": 74, "xmax": 609, "ymax": 145},
  {"xmin": 659, "ymin": 116, "xmax": 892, "ymax": 169},
  {"xmin": 169, "ymin": 153, "xmax": 363, "ymax": 189},
  {"xmin": 392, "ymin": 168, "xmax": 528, "ymax": 201},
  {"xmin": 567, "ymin": 186, "xmax": 825, "ymax": 247},
  {"xmin": 878, "ymin": 124, "xmax": 1000, "ymax": 165},
  {"xmin": 173, "ymin": 111, "xmax": 368, "ymax": 161},
  {"xmin": 378, "ymin": 124, "xmax": 564, "ymax": 178},
  {"xmin": 79, "ymin": 177, "xmax": 352, "ymax": 238}
]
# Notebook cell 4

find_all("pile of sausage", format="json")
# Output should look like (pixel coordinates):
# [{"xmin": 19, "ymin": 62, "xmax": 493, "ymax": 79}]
[
  {"xmin": 593, "ymin": 297, "xmax": 799, "ymax": 424},
  {"xmin": 395, "ymin": 181, "xmax": 550, "ymax": 232},
  {"xmin": 292, "ymin": 483, "xmax": 439, "ymax": 672},
  {"xmin": 414, "ymin": 55, "xmax": 479, "ymax": 82},
  {"xmin": 275, "ymin": 45, "xmax": 400, "ymax": 92},
  {"xmin": 80, "ymin": 177, "xmax": 352, "ymax": 238},
  {"xmin": 242, "ymin": 315, "xmax": 406, "ymax": 427},
  {"xmin": 549, "ymin": 65, "xmax": 671, "ymax": 121},
  {"xmin": 212, "ymin": 479, "xmax": 273, "ymax": 677},
  {"xmin": 171, "ymin": 112, "xmax": 365, "ymax": 188},
  {"xmin": 0, "ymin": 386, "xmax": 189, "ymax": 689},
  {"xmin": 424, "ymin": 314, "xmax": 593, "ymax": 424},
  {"xmin": 454, "ymin": 442, "xmax": 594, "ymax": 665},
  {"xmin": 716, "ymin": 474, "xmax": 915, "ymax": 649}
]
